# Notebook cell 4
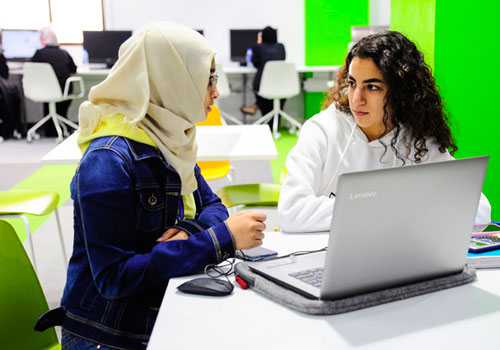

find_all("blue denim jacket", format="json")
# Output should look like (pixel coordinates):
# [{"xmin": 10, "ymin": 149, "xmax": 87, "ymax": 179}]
[{"xmin": 60, "ymin": 136, "xmax": 234, "ymax": 349}]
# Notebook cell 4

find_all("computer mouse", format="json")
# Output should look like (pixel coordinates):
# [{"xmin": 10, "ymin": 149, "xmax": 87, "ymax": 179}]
[{"xmin": 177, "ymin": 277, "xmax": 234, "ymax": 296}]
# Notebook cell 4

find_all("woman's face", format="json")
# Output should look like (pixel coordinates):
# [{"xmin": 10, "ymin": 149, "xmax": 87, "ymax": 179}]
[
  {"xmin": 347, "ymin": 57, "xmax": 391, "ymax": 141},
  {"xmin": 203, "ymin": 59, "xmax": 219, "ymax": 115}
]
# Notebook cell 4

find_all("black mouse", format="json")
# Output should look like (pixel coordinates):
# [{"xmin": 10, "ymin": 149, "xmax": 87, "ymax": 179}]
[{"xmin": 177, "ymin": 277, "xmax": 234, "ymax": 296}]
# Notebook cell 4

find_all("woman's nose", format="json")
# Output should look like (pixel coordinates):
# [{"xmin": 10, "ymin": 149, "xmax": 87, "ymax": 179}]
[{"xmin": 352, "ymin": 87, "xmax": 365, "ymax": 105}]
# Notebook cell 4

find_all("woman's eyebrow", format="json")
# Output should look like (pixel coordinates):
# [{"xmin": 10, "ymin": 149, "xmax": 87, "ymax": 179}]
[{"xmin": 348, "ymin": 75, "xmax": 383, "ymax": 84}]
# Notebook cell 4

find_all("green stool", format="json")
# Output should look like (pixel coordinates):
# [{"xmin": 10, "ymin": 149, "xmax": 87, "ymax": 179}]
[
  {"xmin": 0, "ymin": 190, "xmax": 67, "ymax": 272},
  {"xmin": 0, "ymin": 220, "xmax": 61, "ymax": 349},
  {"xmin": 216, "ymin": 184, "xmax": 282, "ymax": 210}
]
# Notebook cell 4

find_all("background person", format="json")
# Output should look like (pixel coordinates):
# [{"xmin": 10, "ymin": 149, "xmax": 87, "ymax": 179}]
[
  {"xmin": 278, "ymin": 31, "xmax": 491, "ymax": 233},
  {"xmin": 241, "ymin": 25, "xmax": 286, "ymax": 127},
  {"xmin": 41, "ymin": 22, "xmax": 266, "ymax": 350},
  {"xmin": 31, "ymin": 25, "xmax": 77, "ymax": 136}
]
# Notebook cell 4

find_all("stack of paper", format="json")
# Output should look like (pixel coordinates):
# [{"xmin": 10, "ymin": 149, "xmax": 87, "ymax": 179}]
[{"xmin": 467, "ymin": 249, "xmax": 500, "ymax": 268}]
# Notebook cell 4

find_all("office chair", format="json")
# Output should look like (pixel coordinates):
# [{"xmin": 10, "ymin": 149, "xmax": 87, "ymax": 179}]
[
  {"xmin": 196, "ymin": 105, "xmax": 233, "ymax": 183},
  {"xmin": 0, "ymin": 220, "xmax": 61, "ymax": 350},
  {"xmin": 252, "ymin": 61, "xmax": 303, "ymax": 139},
  {"xmin": 23, "ymin": 62, "xmax": 84, "ymax": 143},
  {"xmin": 0, "ymin": 189, "xmax": 68, "ymax": 273},
  {"xmin": 214, "ymin": 64, "xmax": 242, "ymax": 125}
]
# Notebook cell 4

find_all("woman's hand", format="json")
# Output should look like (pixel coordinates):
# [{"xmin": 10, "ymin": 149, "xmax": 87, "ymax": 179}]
[
  {"xmin": 226, "ymin": 211, "xmax": 267, "ymax": 250},
  {"xmin": 157, "ymin": 228, "xmax": 189, "ymax": 242}
]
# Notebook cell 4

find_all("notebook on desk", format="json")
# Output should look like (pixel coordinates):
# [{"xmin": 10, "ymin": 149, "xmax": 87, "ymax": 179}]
[{"xmin": 249, "ymin": 156, "xmax": 489, "ymax": 300}]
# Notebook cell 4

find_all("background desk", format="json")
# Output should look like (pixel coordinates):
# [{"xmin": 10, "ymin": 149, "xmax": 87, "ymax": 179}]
[
  {"xmin": 148, "ymin": 231, "xmax": 500, "ymax": 350},
  {"xmin": 40, "ymin": 125, "xmax": 278, "ymax": 164}
]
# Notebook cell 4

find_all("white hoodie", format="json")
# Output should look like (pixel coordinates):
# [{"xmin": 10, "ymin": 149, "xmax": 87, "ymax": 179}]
[{"xmin": 278, "ymin": 105, "xmax": 491, "ymax": 232}]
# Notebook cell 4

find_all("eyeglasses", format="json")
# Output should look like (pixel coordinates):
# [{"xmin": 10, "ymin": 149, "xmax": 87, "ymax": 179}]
[{"xmin": 208, "ymin": 73, "xmax": 219, "ymax": 92}]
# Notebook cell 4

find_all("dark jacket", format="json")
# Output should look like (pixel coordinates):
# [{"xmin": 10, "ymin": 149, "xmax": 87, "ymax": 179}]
[
  {"xmin": 251, "ymin": 42, "xmax": 286, "ymax": 92},
  {"xmin": 60, "ymin": 136, "xmax": 235, "ymax": 349},
  {"xmin": 0, "ymin": 53, "xmax": 8, "ymax": 79},
  {"xmin": 32, "ymin": 46, "xmax": 76, "ymax": 90}
]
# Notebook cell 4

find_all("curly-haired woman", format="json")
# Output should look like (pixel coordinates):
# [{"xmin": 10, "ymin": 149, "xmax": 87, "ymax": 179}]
[{"xmin": 278, "ymin": 31, "xmax": 491, "ymax": 232}]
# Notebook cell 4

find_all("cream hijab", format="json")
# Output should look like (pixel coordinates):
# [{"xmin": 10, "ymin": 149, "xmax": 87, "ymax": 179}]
[{"xmin": 78, "ymin": 22, "xmax": 216, "ymax": 194}]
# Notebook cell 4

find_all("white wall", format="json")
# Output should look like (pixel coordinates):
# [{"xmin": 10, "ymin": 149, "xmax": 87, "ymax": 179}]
[
  {"xmin": 102, "ymin": 0, "xmax": 305, "ymax": 66},
  {"xmin": 369, "ymin": 0, "xmax": 391, "ymax": 26}
]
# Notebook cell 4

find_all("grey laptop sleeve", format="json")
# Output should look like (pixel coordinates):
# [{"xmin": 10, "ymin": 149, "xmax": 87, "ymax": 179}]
[{"xmin": 234, "ymin": 262, "xmax": 476, "ymax": 315}]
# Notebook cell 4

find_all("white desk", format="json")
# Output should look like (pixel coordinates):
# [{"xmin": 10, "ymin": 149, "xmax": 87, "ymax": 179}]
[
  {"xmin": 223, "ymin": 65, "xmax": 341, "ymax": 74},
  {"xmin": 40, "ymin": 125, "xmax": 277, "ymax": 164},
  {"xmin": 148, "ymin": 231, "xmax": 500, "ymax": 350}
]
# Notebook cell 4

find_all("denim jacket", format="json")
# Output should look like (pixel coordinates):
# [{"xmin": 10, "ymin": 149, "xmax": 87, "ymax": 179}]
[{"xmin": 58, "ymin": 136, "xmax": 234, "ymax": 349}]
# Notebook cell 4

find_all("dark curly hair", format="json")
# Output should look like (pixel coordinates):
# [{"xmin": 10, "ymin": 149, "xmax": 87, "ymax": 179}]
[{"xmin": 322, "ymin": 31, "xmax": 457, "ymax": 162}]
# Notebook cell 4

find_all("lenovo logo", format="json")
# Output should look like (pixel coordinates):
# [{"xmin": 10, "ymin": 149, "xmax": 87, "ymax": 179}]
[{"xmin": 349, "ymin": 191, "xmax": 378, "ymax": 200}]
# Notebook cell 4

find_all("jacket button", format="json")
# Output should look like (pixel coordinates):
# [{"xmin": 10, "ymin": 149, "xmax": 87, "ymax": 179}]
[{"xmin": 148, "ymin": 193, "xmax": 157, "ymax": 206}]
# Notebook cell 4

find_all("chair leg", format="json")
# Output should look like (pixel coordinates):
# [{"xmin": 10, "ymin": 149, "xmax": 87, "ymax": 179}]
[
  {"xmin": 51, "ymin": 115, "xmax": 65, "ymax": 142},
  {"xmin": 20, "ymin": 215, "xmax": 38, "ymax": 273},
  {"xmin": 27, "ymin": 114, "xmax": 53, "ymax": 142},
  {"xmin": 220, "ymin": 110, "xmax": 243, "ymax": 125},
  {"xmin": 252, "ymin": 110, "xmax": 274, "ymax": 126},
  {"xmin": 55, "ymin": 113, "xmax": 79, "ymax": 130},
  {"xmin": 278, "ymin": 109, "xmax": 303, "ymax": 133},
  {"xmin": 54, "ymin": 208, "xmax": 68, "ymax": 266},
  {"xmin": 272, "ymin": 99, "xmax": 281, "ymax": 139}
]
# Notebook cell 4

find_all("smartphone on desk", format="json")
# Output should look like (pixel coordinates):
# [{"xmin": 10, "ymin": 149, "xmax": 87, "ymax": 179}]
[
  {"xmin": 469, "ymin": 223, "xmax": 500, "ymax": 253},
  {"xmin": 236, "ymin": 247, "xmax": 278, "ymax": 261}
]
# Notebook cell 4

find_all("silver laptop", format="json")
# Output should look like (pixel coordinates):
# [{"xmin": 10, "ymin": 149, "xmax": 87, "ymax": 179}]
[{"xmin": 249, "ymin": 156, "xmax": 489, "ymax": 300}]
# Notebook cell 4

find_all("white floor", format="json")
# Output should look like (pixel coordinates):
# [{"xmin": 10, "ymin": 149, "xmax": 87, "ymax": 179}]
[{"xmin": 0, "ymin": 136, "xmax": 280, "ymax": 340}]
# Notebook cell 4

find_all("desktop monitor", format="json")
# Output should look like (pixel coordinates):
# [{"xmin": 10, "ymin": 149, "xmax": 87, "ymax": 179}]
[
  {"xmin": 1, "ymin": 29, "xmax": 42, "ymax": 62},
  {"xmin": 230, "ymin": 29, "xmax": 277, "ymax": 65},
  {"xmin": 83, "ymin": 30, "xmax": 133, "ymax": 68},
  {"xmin": 195, "ymin": 29, "xmax": 204, "ymax": 36}
]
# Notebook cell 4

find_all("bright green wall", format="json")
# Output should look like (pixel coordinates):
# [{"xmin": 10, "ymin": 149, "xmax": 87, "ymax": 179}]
[
  {"xmin": 304, "ymin": 0, "xmax": 368, "ymax": 118},
  {"xmin": 390, "ymin": 0, "xmax": 436, "ymax": 69},
  {"xmin": 305, "ymin": 0, "xmax": 369, "ymax": 65},
  {"xmin": 433, "ymin": 0, "xmax": 500, "ymax": 219}
]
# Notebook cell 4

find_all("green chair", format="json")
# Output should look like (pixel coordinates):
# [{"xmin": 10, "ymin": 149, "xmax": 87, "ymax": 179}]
[
  {"xmin": 215, "ymin": 168, "xmax": 286, "ymax": 211},
  {"xmin": 0, "ymin": 220, "xmax": 61, "ymax": 350},
  {"xmin": 216, "ymin": 183, "xmax": 282, "ymax": 210},
  {"xmin": 0, "ymin": 189, "xmax": 68, "ymax": 272}
]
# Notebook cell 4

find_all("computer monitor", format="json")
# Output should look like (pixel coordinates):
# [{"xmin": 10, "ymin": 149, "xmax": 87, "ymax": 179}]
[
  {"xmin": 195, "ymin": 29, "xmax": 204, "ymax": 36},
  {"xmin": 230, "ymin": 29, "xmax": 278, "ymax": 66},
  {"xmin": 1, "ymin": 29, "xmax": 42, "ymax": 62},
  {"xmin": 83, "ymin": 30, "xmax": 133, "ymax": 68}
]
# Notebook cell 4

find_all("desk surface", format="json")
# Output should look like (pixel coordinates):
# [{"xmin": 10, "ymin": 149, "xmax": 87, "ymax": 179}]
[
  {"xmin": 148, "ymin": 231, "xmax": 500, "ymax": 350},
  {"xmin": 41, "ymin": 125, "xmax": 277, "ymax": 164}
]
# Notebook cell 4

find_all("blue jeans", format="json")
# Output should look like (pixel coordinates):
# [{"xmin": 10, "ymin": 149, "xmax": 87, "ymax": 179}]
[{"xmin": 61, "ymin": 330, "xmax": 117, "ymax": 350}]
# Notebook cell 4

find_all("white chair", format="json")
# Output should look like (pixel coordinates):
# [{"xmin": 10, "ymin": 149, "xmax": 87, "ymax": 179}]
[
  {"xmin": 23, "ymin": 62, "xmax": 84, "ymax": 143},
  {"xmin": 252, "ymin": 61, "xmax": 303, "ymax": 139},
  {"xmin": 214, "ymin": 64, "xmax": 242, "ymax": 125}
]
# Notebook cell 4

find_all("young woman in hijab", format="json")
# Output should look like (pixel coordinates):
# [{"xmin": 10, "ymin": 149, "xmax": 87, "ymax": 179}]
[
  {"xmin": 278, "ymin": 31, "xmax": 491, "ymax": 233},
  {"xmin": 240, "ymin": 25, "xmax": 286, "ymax": 121},
  {"xmin": 31, "ymin": 25, "xmax": 77, "ymax": 136},
  {"xmin": 50, "ymin": 22, "xmax": 266, "ymax": 350}
]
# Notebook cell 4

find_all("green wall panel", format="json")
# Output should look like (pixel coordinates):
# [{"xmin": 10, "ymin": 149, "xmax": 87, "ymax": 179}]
[
  {"xmin": 305, "ymin": 0, "xmax": 369, "ymax": 65},
  {"xmin": 304, "ymin": 0, "xmax": 368, "ymax": 119},
  {"xmin": 434, "ymin": 0, "xmax": 500, "ymax": 219},
  {"xmin": 304, "ymin": 92, "xmax": 325, "ymax": 119},
  {"xmin": 390, "ymin": 0, "xmax": 436, "ymax": 70}
]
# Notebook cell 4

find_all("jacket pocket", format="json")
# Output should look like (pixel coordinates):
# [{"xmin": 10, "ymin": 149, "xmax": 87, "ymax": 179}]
[{"xmin": 137, "ymin": 186, "xmax": 166, "ymax": 233}]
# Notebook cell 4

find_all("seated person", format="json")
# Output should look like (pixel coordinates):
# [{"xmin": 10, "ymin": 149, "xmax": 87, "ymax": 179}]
[
  {"xmin": 278, "ymin": 31, "xmax": 491, "ymax": 233},
  {"xmin": 31, "ymin": 25, "xmax": 77, "ymax": 136},
  {"xmin": 241, "ymin": 25, "xmax": 286, "ymax": 125},
  {"xmin": 47, "ymin": 22, "xmax": 267, "ymax": 350}
]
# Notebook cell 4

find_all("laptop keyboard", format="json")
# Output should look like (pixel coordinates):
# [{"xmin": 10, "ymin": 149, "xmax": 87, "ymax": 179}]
[{"xmin": 289, "ymin": 267, "xmax": 323, "ymax": 288}]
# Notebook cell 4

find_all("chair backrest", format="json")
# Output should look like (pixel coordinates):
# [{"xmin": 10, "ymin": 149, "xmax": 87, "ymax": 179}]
[
  {"xmin": 215, "ymin": 64, "xmax": 232, "ymax": 99},
  {"xmin": 258, "ymin": 61, "xmax": 300, "ymax": 99},
  {"xmin": 197, "ymin": 105, "xmax": 223, "ymax": 126},
  {"xmin": 23, "ymin": 62, "xmax": 63, "ymax": 102},
  {"xmin": 0, "ymin": 220, "xmax": 59, "ymax": 349}
]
